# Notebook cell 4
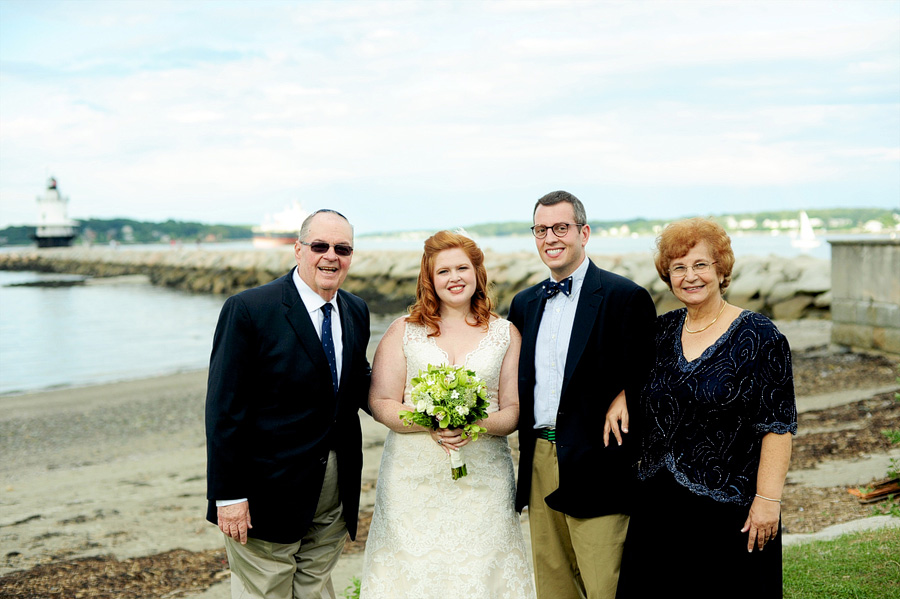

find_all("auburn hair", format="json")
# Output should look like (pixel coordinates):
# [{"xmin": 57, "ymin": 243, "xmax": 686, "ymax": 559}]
[
  {"xmin": 407, "ymin": 231, "xmax": 496, "ymax": 336},
  {"xmin": 654, "ymin": 217, "xmax": 734, "ymax": 294}
]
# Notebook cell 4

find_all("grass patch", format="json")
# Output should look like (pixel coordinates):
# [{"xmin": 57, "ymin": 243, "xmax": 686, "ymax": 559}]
[{"xmin": 784, "ymin": 527, "xmax": 900, "ymax": 598}]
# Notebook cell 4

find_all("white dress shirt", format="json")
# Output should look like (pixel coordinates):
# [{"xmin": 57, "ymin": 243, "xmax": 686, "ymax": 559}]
[
  {"xmin": 533, "ymin": 256, "xmax": 589, "ymax": 430},
  {"xmin": 292, "ymin": 268, "xmax": 344, "ymax": 382}
]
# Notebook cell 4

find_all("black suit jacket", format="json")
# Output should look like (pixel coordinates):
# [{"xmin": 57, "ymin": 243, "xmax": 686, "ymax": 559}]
[
  {"xmin": 508, "ymin": 259, "xmax": 655, "ymax": 518},
  {"xmin": 205, "ymin": 268, "xmax": 371, "ymax": 543}
]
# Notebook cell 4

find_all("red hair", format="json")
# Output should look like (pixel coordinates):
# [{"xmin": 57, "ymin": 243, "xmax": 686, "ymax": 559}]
[{"xmin": 407, "ymin": 231, "xmax": 496, "ymax": 336}]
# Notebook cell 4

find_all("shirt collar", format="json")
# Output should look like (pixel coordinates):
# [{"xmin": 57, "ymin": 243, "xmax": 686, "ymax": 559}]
[
  {"xmin": 550, "ymin": 255, "xmax": 589, "ymax": 296},
  {"xmin": 292, "ymin": 268, "xmax": 338, "ymax": 315}
]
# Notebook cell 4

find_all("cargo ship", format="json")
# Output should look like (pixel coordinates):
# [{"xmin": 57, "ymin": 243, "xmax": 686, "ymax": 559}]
[{"xmin": 252, "ymin": 201, "xmax": 308, "ymax": 248}]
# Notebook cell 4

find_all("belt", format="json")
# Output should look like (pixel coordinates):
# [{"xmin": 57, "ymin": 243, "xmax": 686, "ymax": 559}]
[{"xmin": 536, "ymin": 428, "xmax": 556, "ymax": 443}]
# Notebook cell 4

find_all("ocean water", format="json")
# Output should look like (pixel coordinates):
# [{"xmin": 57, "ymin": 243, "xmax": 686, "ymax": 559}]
[
  {"xmin": 0, "ymin": 270, "xmax": 398, "ymax": 395},
  {"xmin": 0, "ymin": 233, "xmax": 847, "ymax": 394},
  {"xmin": 0, "ymin": 271, "xmax": 227, "ymax": 395}
]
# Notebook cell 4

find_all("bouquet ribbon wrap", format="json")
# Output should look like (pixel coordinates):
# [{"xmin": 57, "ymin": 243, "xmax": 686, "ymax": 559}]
[{"xmin": 448, "ymin": 447, "xmax": 466, "ymax": 480}]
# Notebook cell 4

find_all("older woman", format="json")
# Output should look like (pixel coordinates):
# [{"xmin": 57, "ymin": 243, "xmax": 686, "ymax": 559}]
[{"xmin": 616, "ymin": 218, "xmax": 796, "ymax": 599}]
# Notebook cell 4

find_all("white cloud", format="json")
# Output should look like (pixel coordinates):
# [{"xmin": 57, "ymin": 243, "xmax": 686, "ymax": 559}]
[{"xmin": 1, "ymin": 0, "xmax": 897, "ymax": 230}]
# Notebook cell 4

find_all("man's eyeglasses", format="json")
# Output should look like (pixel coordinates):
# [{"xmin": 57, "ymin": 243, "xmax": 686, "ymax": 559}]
[
  {"xmin": 300, "ymin": 241, "xmax": 353, "ymax": 257},
  {"xmin": 530, "ymin": 223, "xmax": 584, "ymax": 239},
  {"xmin": 669, "ymin": 261, "xmax": 716, "ymax": 278}
]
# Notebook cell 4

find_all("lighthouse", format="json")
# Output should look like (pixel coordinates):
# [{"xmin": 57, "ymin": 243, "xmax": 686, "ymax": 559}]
[{"xmin": 34, "ymin": 177, "xmax": 77, "ymax": 247}]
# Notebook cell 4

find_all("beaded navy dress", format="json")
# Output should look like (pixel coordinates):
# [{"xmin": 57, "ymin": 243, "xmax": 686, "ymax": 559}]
[{"xmin": 617, "ymin": 309, "xmax": 797, "ymax": 599}]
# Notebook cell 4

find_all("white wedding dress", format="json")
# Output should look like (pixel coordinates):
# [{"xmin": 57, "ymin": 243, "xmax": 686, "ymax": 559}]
[{"xmin": 360, "ymin": 319, "xmax": 535, "ymax": 599}]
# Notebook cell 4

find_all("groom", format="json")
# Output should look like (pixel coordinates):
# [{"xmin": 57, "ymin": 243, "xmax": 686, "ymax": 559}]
[
  {"xmin": 206, "ymin": 209, "xmax": 371, "ymax": 599},
  {"xmin": 508, "ymin": 191, "xmax": 656, "ymax": 599}
]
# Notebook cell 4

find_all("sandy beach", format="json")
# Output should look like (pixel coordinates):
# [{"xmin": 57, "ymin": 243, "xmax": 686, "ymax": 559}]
[
  {"xmin": 2, "ymin": 320, "xmax": 898, "ymax": 598},
  {"xmin": 1, "ymin": 372, "xmax": 221, "ymax": 570},
  {"xmin": 0, "ymin": 369, "xmax": 392, "ymax": 596}
]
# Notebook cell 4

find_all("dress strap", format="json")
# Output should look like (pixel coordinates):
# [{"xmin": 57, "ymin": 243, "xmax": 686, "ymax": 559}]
[{"xmin": 403, "ymin": 320, "xmax": 429, "ymax": 345}]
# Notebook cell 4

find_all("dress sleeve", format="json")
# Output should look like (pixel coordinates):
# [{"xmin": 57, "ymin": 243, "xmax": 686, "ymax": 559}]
[{"xmin": 751, "ymin": 322, "xmax": 798, "ymax": 435}]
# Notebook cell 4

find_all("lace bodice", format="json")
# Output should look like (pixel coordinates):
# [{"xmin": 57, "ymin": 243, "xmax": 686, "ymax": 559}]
[{"xmin": 401, "ymin": 319, "xmax": 509, "ymax": 413}]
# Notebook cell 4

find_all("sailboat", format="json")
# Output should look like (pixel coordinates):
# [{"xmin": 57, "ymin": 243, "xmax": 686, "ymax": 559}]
[{"xmin": 791, "ymin": 211, "xmax": 821, "ymax": 250}]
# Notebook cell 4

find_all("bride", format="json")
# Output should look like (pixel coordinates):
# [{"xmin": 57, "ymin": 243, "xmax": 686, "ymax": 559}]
[{"xmin": 360, "ymin": 230, "xmax": 535, "ymax": 599}]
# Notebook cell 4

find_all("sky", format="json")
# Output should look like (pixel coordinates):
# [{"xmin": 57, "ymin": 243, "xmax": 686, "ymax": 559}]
[{"xmin": 1, "ymin": 0, "xmax": 898, "ymax": 234}]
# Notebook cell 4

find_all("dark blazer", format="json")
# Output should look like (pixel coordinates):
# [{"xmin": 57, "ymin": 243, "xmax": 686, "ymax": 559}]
[
  {"xmin": 508, "ymin": 259, "xmax": 656, "ymax": 518},
  {"xmin": 205, "ymin": 269, "xmax": 371, "ymax": 544}
]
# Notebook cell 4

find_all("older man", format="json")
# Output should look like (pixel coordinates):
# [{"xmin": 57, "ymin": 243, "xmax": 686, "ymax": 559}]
[
  {"xmin": 508, "ymin": 191, "xmax": 656, "ymax": 599},
  {"xmin": 206, "ymin": 209, "xmax": 371, "ymax": 599}
]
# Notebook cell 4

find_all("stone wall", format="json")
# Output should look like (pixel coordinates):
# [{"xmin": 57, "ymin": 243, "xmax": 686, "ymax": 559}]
[
  {"xmin": 829, "ymin": 239, "xmax": 900, "ymax": 354},
  {"xmin": 0, "ymin": 246, "xmax": 831, "ymax": 319}
]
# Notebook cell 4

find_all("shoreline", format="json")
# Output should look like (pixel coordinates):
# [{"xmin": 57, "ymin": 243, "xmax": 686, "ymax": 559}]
[
  {"xmin": 0, "ymin": 367, "xmax": 210, "ymax": 400},
  {"xmin": 0, "ymin": 370, "xmax": 209, "ymax": 417}
]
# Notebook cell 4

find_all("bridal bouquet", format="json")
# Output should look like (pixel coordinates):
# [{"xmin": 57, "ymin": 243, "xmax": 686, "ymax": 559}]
[{"xmin": 399, "ymin": 364, "xmax": 491, "ymax": 480}]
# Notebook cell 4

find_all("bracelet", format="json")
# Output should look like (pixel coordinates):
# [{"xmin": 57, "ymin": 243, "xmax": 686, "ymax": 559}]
[{"xmin": 755, "ymin": 493, "xmax": 782, "ymax": 503}]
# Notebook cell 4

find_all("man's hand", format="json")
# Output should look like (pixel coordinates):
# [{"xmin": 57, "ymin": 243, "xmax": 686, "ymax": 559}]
[
  {"xmin": 217, "ymin": 501, "xmax": 252, "ymax": 544},
  {"xmin": 603, "ymin": 390, "xmax": 629, "ymax": 447}
]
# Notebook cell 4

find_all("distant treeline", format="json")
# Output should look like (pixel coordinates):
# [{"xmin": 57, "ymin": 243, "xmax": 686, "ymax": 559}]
[
  {"xmin": 423, "ymin": 208, "xmax": 899, "ymax": 238},
  {"xmin": 1, "ymin": 208, "xmax": 896, "ymax": 247},
  {"xmin": 0, "ymin": 218, "xmax": 254, "ymax": 246}
]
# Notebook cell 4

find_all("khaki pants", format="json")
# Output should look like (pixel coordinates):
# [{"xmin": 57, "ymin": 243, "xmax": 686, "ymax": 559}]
[
  {"xmin": 224, "ymin": 451, "xmax": 347, "ymax": 599},
  {"xmin": 528, "ymin": 439, "xmax": 629, "ymax": 599}
]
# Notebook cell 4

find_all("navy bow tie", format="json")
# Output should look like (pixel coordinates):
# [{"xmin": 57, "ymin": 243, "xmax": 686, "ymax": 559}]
[{"xmin": 541, "ymin": 276, "xmax": 573, "ymax": 299}]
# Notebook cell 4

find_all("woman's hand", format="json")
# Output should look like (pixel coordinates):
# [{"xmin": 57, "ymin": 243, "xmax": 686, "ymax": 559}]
[
  {"xmin": 603, "ymin": 390, "xmax": 629, "ymax": 447},
  {"xmin": 431, "ymin": 428, "xmax": 470, "ymax": 455},
  {"xmin": 741, "ymin": 496, "xmax": 781, "ymax": 552},
  {"xmin": 744, "ymin": 432, "xmax": 791, "ymax": 551}
]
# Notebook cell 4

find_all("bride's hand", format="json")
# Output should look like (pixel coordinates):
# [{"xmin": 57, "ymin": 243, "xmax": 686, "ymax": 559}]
[
  {"xmin": 430, "ymin": 430, "xmax": 449, "ymax": 455},
  {"xmin": 432, "ymin": 428, "xmax": 469, "ymax": 453}
]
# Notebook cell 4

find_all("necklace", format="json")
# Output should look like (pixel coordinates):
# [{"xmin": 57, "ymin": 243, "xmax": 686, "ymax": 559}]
[{"xmin": 684, "ymin": 300, "xmax": 727, "ymax": 334}]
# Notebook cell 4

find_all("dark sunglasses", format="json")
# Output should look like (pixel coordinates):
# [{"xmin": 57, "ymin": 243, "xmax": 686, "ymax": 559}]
[{"xmin": 300, "ymin": 241, "xmax": 353, "ymax": 257}]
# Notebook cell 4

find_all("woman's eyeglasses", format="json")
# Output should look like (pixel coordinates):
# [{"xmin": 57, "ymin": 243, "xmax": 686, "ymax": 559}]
[
  {"xmin": 669, "ymin": 261, "xmax": 716, "ymax": 278},
  {"xmin": 300, "ymin": 241, "xmax": 353, "ymax": 257}
]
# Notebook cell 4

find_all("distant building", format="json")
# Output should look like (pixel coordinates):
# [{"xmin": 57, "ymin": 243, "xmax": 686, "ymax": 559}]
[
  {"xmin": 34, "ymin": 177, "xmax": 77, "ymax": 247},
  {"xmin": 863, "ymin": 220, "xmax": 884, "ymax": 233}
]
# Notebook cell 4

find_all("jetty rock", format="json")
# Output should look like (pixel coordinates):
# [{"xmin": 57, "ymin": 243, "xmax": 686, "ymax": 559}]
[{"xmin": 0, "ymin": 247, "xmax": 830, "ymax": 320}]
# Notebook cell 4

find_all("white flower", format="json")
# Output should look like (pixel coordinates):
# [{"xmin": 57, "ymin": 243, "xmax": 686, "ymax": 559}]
[
  {"xmin": 451, "ymin": 390, "xmax": 460, "ymax": 400},
  {"xmin": 455, "ymin": 406, "xmax": 469, "ymax": 416}
]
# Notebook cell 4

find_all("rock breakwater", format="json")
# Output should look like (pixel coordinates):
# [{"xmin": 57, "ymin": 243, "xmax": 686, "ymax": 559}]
[{"xmin": 0, "ymin": 247, "xmax": 831, "ymax": 319}]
